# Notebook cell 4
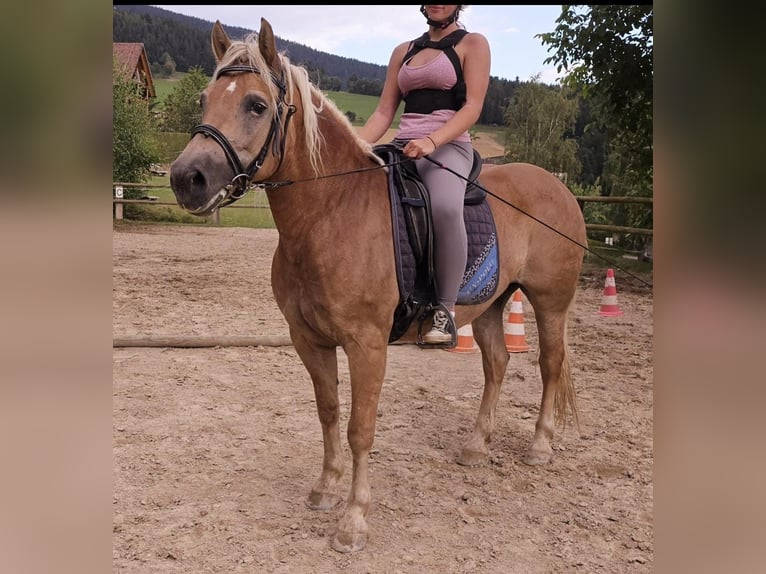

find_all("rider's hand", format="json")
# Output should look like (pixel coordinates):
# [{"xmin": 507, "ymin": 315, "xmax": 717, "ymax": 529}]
[{"xmin": 403, "ymin": 137, "xmax": 437, "ymax": 159}]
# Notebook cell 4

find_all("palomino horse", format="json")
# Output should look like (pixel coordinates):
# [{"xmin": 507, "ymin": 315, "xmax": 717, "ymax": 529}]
[{"xmin": 170, "ymin": 18, "xmax": 586, "ymax": 553}]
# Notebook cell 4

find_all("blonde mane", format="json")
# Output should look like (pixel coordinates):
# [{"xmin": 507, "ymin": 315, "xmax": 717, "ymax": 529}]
[{"xmin": 214, "ymin": 33, "xmax": 373, "ymax": 176}]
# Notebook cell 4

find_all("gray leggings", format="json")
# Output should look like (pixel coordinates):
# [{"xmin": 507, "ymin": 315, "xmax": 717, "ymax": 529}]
[{"xmin": 397, "ymin": 139, "xmax": 474, "ymax": 310}]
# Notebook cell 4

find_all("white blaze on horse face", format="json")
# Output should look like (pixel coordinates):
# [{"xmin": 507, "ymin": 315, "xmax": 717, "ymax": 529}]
[{"xmin": 225, "ymin": 80, "xmax": 237, "ymax": 94}]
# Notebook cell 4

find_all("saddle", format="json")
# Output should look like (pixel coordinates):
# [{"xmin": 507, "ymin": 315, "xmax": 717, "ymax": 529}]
[{"xmin": 373, "ymin": 144, "xmax": 498, "ymax": 345}]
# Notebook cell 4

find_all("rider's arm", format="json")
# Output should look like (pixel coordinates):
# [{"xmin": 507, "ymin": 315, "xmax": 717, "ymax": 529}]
[{"xmin": 357, "ymin": 43, "xmax": 408, "ymax": 144}]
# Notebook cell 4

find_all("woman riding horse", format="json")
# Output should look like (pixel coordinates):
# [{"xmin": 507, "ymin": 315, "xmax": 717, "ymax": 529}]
[
  {"xmin": 170, "ymin": 17, "xmax": 586, "ymax": 553},
  {"xmin": 359, "ymin": 5, "xmax": 491, "ymax": 345}
]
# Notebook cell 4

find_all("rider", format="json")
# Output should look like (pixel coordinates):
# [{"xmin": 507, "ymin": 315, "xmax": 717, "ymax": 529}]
[{"xmin": 358, "ymin": 5, "xmax": 491, "ymax": 344}]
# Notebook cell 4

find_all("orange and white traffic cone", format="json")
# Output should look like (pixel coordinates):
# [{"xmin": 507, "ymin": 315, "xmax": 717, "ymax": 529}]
[
  {"xmin": 448, "ymin": 324, "xmax": 480, "ymax": 354},
  {"xmin": 505, "ymin": 289, "xmax": 531, "ymax": 353},
  {"xmin": 599, "ymin": 268, "xmax": 623, "ymax": 316}
]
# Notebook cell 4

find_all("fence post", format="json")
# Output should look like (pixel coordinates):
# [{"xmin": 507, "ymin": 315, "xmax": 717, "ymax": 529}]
[
  {"xmin": 212, "ymin": 208, "xmax": 220, "ymax": 225},
  {"xmin": 114, "ymin": 186, "xmax": 123, "ymax": 220}
]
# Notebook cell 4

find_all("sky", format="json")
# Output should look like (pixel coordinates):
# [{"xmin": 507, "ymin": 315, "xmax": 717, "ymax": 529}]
[{"xmin": 153, "ymin": 5, "xmax": 566, "ymax": 84}]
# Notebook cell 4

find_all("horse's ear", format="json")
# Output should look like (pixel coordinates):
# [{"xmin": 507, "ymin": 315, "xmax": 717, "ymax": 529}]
[
  {"xmin": 258, "ymin": 18, "xmax": 282, "ymax": 75},
  {"xmin": 211, "ymin": 20, "xmax": 231, "ymax": 63}
]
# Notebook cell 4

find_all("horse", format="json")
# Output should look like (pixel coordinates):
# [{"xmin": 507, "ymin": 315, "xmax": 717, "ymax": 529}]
[{"xmin": 170, "ymin": 18, "xmax": 587, "ymax": 553}]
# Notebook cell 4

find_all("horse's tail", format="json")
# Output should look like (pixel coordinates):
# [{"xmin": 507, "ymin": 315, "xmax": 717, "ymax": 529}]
[{"xmin": 554, "ymin": 319, "xmax": 580, "ymax": 433}]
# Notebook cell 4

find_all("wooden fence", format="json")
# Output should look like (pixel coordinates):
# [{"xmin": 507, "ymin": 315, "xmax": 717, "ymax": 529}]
[{"xmin": 113, "ymin": 182, "xmax": 652, "ymax": 237}]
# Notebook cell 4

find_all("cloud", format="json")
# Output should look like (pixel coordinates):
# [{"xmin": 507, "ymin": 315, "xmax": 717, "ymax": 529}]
[
  {"xmin": 154, "ymin": 5, "xmax": 563, "ymax": 83},
  {"xmin": 220, "ymin": 6, "xmax": 423, "ymax": 50}
]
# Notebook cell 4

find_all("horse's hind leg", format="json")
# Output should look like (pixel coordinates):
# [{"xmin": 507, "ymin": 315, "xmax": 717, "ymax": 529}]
[
  {"xmin": 524, "ymin": 298, "xmax": 578, "ymax": 466},
  {"xmin": 457, "ymin": 295, "xmax": 511, "ymax": 466},
  {"xmin": 291, "ymin": 337, "xmax": 345, "ymax": 511}
]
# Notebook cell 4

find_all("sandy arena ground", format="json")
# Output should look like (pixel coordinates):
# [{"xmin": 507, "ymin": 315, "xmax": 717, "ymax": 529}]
[{"xmin": 113, "ymin": 223, "xmax": 653, "ymax": 573}]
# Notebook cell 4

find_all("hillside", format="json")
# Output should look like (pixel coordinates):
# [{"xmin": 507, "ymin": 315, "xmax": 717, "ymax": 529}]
[{"xmin": 113, "ymin": 5, "xmax": 387, "ymax": 84}]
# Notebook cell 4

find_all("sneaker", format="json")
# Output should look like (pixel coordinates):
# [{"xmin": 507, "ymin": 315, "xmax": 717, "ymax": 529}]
[{"xmin": 423, "ymin": 310, "xmax": 452, "ymax": 344}]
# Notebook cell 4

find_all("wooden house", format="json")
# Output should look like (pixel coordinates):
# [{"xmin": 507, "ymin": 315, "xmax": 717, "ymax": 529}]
[{"xmin": 113, "ymin": 42, "xmax": 156, "ymax": 100}]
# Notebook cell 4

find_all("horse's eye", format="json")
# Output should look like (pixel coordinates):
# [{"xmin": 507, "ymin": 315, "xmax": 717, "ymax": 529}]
[
  {"xmin": 243, "ymin": 95, "xmax": 267, "ymax": 115},
  {"xmin": 249, "ymin": 101, "xmax": 267, "ymax": 115}
]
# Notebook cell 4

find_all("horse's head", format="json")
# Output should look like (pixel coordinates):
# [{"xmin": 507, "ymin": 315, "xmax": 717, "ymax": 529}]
[{"xmin": 170, "ymin": 18, "xmax": 294, "ymax": 216}]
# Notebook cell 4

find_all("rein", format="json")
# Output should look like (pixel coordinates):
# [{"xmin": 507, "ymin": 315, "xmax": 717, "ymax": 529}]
[
  {"xmin": 223, "ymin": 134, "xmax": 651, "ymax": 288},
  {"xmin": 191, "ymin": 64, "xmax": 296, "ymax": 208},
  {"xmin": 256, "ymin": 156, "xmax": 413, "ymax": 190},
  {"xmin": 191, "ymin": 64, "xmax": 649, "ymax": 289}
]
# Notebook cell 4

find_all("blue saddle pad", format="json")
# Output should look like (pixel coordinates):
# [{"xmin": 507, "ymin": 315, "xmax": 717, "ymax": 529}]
[{"xmin": 457, "ymin": 202, "xmax": 499, "ymax": 305}]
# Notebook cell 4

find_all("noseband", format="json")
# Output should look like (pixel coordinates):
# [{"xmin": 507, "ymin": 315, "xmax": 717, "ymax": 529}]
[{"xmin": 191, "ymin": 64, "xmax": 297, "ymax": 206}]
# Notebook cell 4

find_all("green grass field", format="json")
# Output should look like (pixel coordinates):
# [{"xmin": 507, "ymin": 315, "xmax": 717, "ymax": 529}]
[
  {"xmin": 323, "ymin": 90, "xmax": 403, "ymax": 127},
  {"xmin": 154, "ymin": 132, "xmax": 192, "ymax": 164},
  {"xmin": 152, "ymin": 74, "xmax": 186, "ymax": 106}
]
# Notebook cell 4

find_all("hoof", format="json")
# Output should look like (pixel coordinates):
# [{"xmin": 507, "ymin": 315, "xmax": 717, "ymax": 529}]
[
  {"xmin": 522, "ymin": 447, "xmax": 552, "ymax": 466},
  {"xmin": 306, "ymin": 490, "xmax": 340, "ymax": 511},
  {"xmin": 332, "ymin": 530, "xmax": 367, "ymax": 553},
  {"xmin": 457, "ymin": 448, "xmax": 488, "ymax": 467}
]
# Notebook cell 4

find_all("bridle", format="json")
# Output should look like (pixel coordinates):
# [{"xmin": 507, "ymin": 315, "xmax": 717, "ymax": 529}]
[{"xmin": 190, "ymin": 64, "xmax": 297, "ymax": 208}]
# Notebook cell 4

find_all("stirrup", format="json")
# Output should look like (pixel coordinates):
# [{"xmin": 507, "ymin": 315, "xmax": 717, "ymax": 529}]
[{"xmin": 416, "ymin": 304, "xmax": 457, "ymax": 349}]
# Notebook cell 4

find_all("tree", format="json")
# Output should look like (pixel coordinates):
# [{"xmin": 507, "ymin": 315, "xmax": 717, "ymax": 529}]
[
  {"xmin": 480, "ymin": 76, "xmax": 520, "ymax": 125},
  {"xmin": 572, "ymin": 98, "xmax": 607, "ymax": 187},
  {"xmin": 162, "ymin": 67, "xmax": 209, "ymax": 133},
  {"xmin": 538, "ymin": 5, "xmax": 653, "ymax": 249},
  {"xmin": 159, "ymin": 52, "xmax": 176, "ymax": 78},
  {"xmin": 503, "ymin": 79, "xmax": 581, "ymax": 179},
  {"xmin": 538, "ymin": 5, "xmax": 653, "ymax": 188},
  {"xmin": 323, "ymin": 76, "xmax": 342, "ymax": 91},
  {"xmin": 113, "ymin": 56, "xmax": 159, "ymax": 184}
]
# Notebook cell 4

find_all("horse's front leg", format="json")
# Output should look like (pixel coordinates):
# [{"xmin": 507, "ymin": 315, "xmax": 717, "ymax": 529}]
[
  {"xmin": 291, "ymin": 336, "xmax": 345, "ymax": 510},
  {"xmin": 332, "ymin": 340, "xmax": 387, "ymax": 553}
]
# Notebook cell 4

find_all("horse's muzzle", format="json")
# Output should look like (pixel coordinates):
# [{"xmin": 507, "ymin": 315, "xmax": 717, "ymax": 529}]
[{"xmin": 170, "ymin": 156, "xmax": 224, "ymax": 215}]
